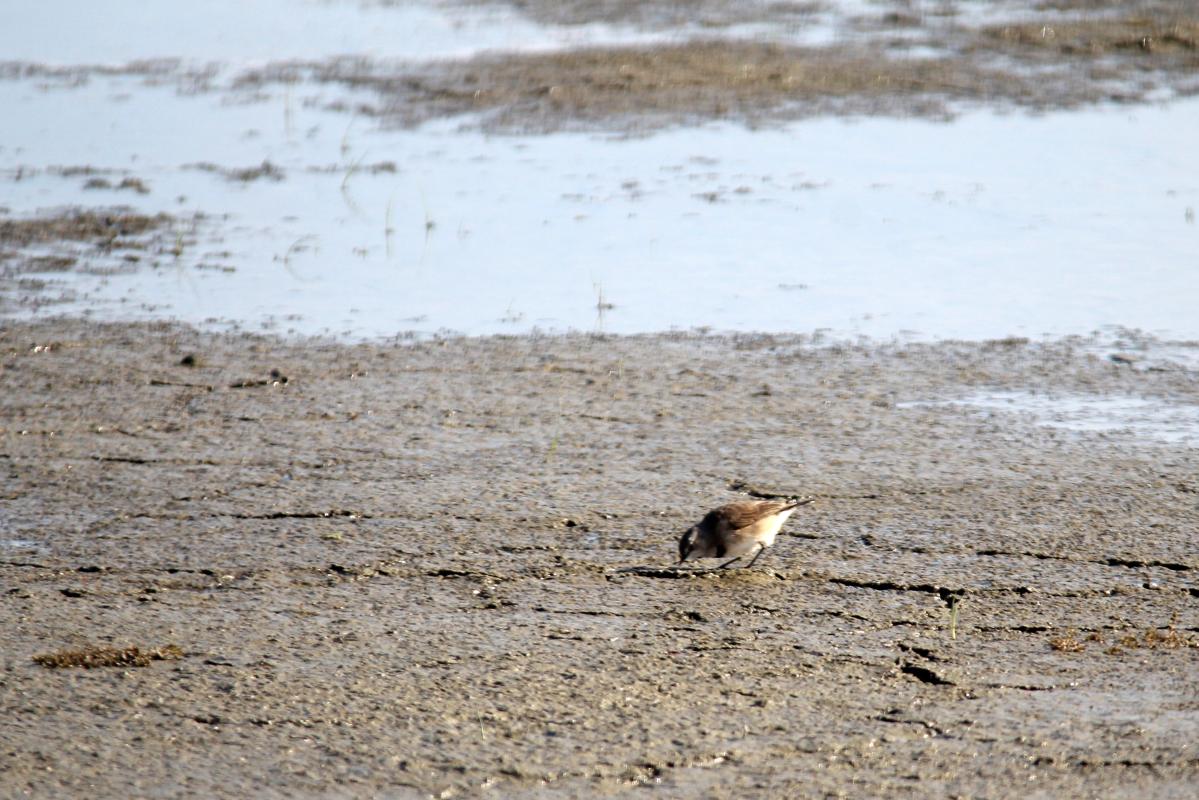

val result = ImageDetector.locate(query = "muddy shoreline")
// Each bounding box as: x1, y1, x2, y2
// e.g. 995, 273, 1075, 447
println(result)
2, 318, 1196, 797
3, 0, 1197, 334
234, 5, 1199, 133
5, 2, 1198, 133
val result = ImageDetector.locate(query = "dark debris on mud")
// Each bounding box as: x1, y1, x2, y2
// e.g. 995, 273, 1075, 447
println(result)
186, 160, 286, 183
32, 644, 184, 669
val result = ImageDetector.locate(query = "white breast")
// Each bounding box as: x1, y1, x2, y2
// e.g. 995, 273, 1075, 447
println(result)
744, 506, 796, 548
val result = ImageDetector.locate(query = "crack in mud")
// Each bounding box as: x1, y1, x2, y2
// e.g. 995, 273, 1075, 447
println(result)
874, 713, 949, 737
977, 548, 1193, 572
828, 577, 963, 595
729, 478, 982, 501
899, 662, 956, 686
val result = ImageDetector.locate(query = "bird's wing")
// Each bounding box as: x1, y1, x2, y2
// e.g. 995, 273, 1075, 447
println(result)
717, 500, 794, 530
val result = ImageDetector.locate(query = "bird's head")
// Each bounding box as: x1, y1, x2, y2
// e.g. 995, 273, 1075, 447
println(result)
677, 526, 699, 564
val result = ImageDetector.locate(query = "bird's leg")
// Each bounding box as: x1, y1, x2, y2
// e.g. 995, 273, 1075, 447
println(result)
717, 554, 743, 569
743, 544, 769, 569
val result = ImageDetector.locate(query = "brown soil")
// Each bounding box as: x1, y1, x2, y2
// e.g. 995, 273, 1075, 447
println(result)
2, 318, 1196, 797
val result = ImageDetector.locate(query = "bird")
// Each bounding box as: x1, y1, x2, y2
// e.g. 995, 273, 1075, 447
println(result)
677, 498, 812, 569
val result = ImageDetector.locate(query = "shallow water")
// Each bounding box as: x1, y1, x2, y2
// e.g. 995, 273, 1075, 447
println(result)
901, 391, 1199, 446
0, 0, 975, 66
0, 0, 633, 65
2, 0, 1197, 341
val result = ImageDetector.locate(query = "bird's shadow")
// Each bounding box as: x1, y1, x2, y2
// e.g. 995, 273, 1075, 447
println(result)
609, 564, 749, 579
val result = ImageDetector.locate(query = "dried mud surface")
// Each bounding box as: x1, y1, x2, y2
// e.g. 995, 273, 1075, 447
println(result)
2, 319, 1197, 797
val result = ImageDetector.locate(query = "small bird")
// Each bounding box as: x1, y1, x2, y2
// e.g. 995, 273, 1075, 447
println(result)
677, 498, 812, 569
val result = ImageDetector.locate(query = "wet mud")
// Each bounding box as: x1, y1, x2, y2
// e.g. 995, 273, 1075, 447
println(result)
269, 42, 1017, 132
2, 319, 1197, 797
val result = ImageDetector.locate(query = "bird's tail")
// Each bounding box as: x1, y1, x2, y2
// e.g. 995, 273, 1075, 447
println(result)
783, 496, 817, 511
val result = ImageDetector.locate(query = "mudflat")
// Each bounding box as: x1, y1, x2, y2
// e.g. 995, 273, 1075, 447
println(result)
1, 319, 1196, 797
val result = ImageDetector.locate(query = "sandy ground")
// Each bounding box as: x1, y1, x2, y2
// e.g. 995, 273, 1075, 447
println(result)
1, 319, 1197, 797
